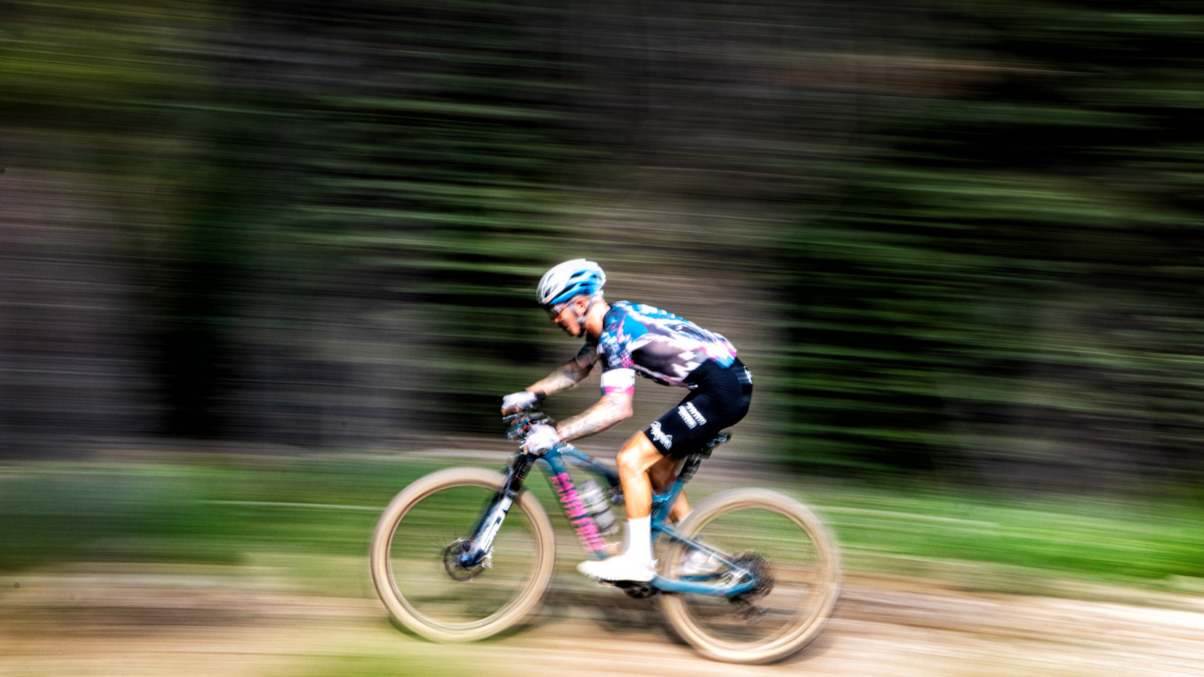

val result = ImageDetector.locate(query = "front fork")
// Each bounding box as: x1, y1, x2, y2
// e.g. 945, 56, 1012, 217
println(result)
459, 453, 535, 568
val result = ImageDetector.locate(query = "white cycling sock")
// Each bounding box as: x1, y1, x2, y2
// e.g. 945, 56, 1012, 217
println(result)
625, 516, 652, 564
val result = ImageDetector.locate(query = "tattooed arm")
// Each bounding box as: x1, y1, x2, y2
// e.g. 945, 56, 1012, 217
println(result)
554, 365, 637, 441
526, 344, 597, 397
555, 391, 634, 442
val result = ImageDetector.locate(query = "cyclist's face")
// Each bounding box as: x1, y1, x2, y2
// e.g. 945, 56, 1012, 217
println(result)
548, 300, 582, 337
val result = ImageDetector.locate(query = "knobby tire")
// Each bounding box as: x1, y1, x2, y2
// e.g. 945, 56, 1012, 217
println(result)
660, 488, 841, 664
370, 467, 557, 642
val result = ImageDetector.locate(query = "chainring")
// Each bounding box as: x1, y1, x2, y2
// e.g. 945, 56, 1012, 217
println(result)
616, 581, 659, 599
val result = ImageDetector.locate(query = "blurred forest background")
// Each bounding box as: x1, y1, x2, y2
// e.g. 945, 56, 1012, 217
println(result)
3, 0, 1204, 493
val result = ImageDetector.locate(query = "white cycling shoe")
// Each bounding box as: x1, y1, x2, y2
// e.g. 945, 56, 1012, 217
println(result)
577, 552, 658, 582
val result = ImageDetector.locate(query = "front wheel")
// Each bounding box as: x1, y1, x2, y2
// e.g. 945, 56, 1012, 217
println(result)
660, 488, 841, 664
370, 467, 556, 642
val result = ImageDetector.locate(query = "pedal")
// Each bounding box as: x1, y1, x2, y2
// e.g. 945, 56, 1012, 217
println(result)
615, 581, 659, 599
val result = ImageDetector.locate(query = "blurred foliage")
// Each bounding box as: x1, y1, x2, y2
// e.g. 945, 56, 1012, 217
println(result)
775, 0, 1204, 484
2, 0, 1204, 490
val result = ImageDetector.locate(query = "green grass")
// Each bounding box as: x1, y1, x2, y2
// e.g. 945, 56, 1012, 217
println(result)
2, 455, 1203, 594
0, 456, 448, 571
803, 484, 1204, 586
289, 655, 480, 677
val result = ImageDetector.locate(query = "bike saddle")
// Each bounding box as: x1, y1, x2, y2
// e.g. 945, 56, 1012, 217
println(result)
698, 432, 732, 458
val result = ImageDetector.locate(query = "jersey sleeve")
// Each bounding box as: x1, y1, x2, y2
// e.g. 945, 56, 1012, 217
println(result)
598, 304, 640, 371
572, 343, 599, 371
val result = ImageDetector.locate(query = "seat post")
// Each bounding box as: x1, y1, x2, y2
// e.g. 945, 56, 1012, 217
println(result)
674, 432, 730, 487
677, 454, 703, 485
659, 433, 732, 519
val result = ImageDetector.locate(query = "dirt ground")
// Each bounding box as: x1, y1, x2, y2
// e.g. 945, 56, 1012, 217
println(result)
3, 564, 1204, 677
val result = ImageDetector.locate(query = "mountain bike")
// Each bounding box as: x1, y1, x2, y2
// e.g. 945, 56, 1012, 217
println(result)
369, 411, 841, 664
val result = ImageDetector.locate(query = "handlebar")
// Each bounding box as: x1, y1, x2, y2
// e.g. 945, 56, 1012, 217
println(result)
504, 409, 556, 451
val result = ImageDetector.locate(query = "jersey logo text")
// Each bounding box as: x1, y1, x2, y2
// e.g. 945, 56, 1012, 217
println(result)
678, 403, 707, 429
649, 421, 673, 449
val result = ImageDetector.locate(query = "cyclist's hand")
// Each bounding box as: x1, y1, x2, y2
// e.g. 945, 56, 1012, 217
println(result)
502, 390, 542, 414
523, 423, 559, 456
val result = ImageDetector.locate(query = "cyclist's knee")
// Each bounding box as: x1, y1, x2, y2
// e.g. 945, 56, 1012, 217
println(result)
617, 435, 660, 476
616, 446, 642, 476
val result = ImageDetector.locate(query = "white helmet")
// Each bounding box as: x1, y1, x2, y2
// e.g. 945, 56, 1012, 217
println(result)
537, 259, 606, 307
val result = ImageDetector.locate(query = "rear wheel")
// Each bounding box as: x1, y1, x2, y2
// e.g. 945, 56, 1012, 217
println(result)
660, 488, 841, 664
370, 467, 556, 642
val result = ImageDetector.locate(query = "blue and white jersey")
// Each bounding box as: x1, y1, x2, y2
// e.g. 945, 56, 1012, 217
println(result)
589, 301, 738, 394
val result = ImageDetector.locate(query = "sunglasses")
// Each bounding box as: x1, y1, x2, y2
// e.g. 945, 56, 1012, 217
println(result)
545, 302, 571, 320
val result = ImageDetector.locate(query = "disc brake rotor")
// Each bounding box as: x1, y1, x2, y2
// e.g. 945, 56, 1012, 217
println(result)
442, 538, 487, 582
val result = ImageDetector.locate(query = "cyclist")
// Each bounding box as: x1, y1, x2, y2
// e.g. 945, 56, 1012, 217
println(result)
501, 259, 753, 582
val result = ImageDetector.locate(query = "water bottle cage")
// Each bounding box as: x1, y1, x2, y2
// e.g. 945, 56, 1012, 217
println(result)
606, 484, 624, 506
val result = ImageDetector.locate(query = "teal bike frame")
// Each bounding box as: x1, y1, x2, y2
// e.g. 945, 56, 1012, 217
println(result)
458, 413, 757, 598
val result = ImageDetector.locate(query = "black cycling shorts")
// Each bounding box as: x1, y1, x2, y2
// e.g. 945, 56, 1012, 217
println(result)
643, 359, 753, 458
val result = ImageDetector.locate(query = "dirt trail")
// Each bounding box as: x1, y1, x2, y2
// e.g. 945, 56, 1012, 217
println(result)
3, 567, 1204, 677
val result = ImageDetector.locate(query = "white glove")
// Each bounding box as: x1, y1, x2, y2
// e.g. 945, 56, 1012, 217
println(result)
523, 423, 560, 456
502, 390, 541, 414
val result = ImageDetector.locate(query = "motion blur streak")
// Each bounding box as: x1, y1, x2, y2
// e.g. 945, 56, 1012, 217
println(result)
2, 1, 1204, 675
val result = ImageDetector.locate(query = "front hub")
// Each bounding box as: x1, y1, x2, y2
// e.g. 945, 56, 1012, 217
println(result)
442, 538, 487, 581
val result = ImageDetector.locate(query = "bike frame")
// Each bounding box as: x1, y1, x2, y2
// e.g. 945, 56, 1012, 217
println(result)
460, 437, 757, 599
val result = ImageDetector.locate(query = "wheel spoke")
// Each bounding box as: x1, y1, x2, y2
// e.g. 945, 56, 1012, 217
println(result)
388, 484, 539, 627
660, 489, 840, 663
370, 468, 556, 642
